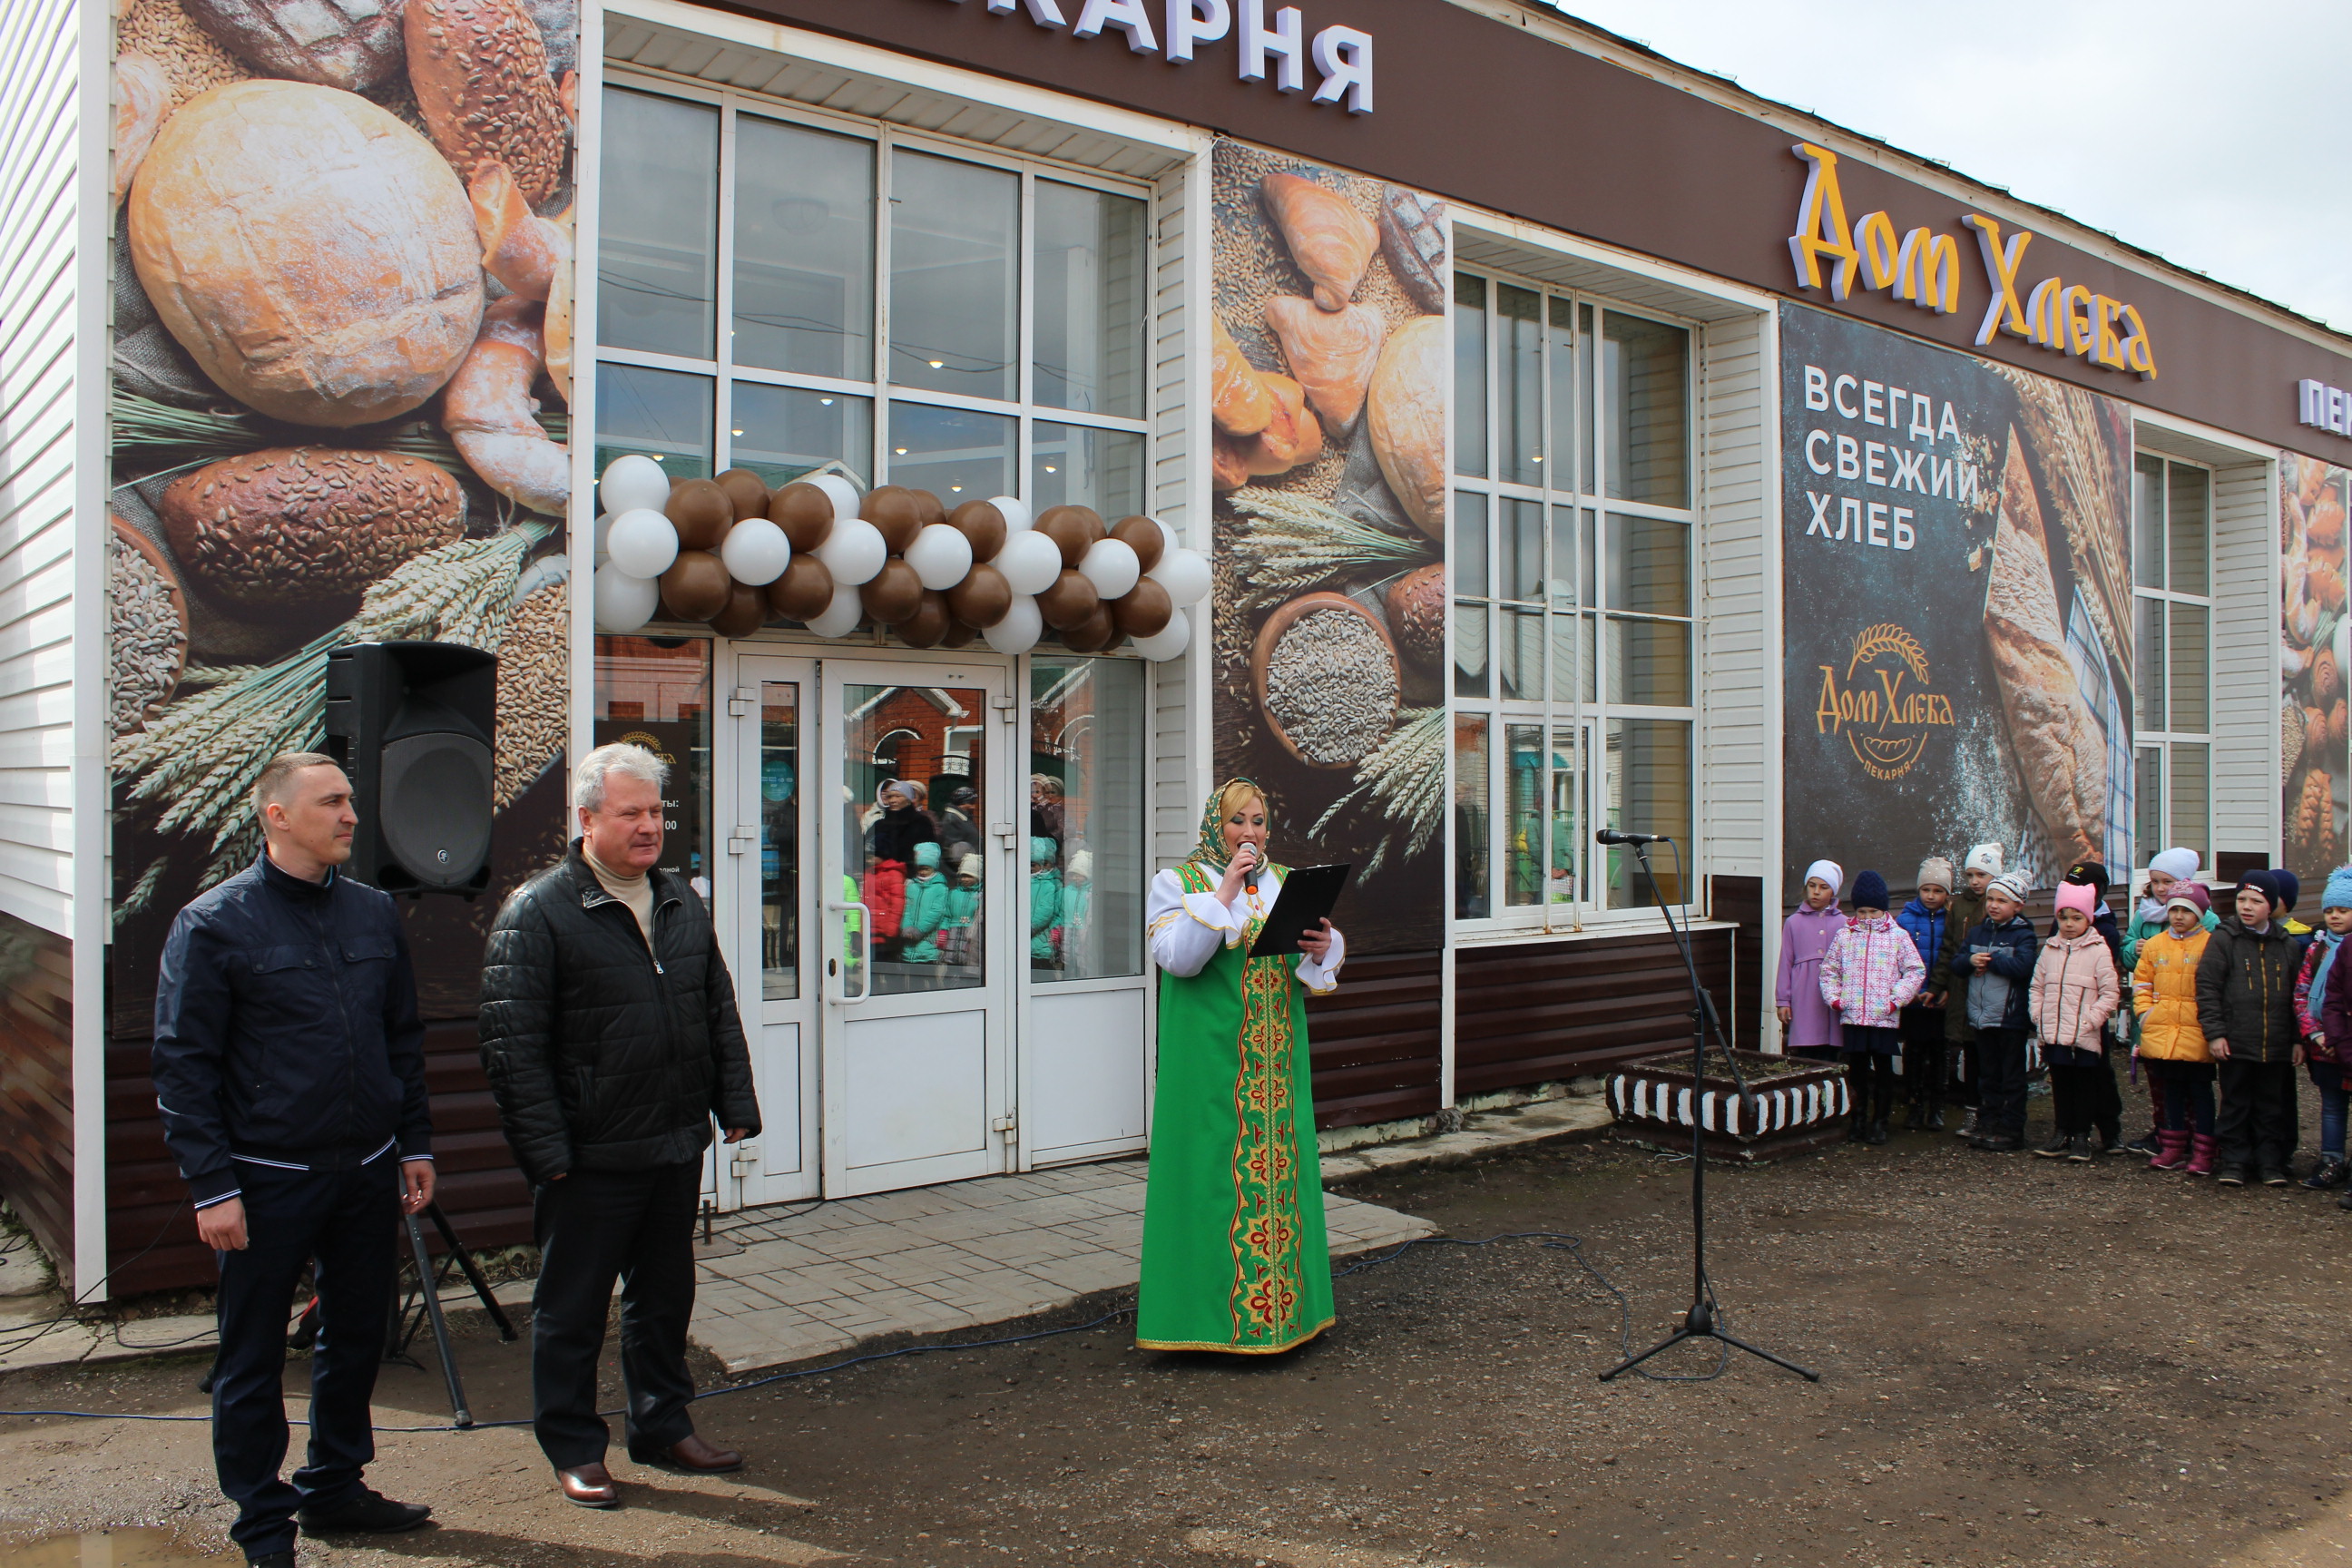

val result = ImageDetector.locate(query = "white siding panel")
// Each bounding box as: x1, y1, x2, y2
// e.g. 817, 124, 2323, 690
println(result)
2210, 458, 2277, 859
1150, 150, 1207, 868
0, 0, 79, 936
1696, 309, 1770, 885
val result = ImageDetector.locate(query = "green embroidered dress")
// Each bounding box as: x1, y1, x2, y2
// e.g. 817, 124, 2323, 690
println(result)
1136, 784, 1343, 1354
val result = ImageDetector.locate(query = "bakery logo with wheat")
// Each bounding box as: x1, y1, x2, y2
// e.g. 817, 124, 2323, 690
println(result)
1815, 623, 1955, 779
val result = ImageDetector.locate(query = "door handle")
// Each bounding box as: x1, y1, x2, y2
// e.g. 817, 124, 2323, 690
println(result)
827, 900, 873, 1004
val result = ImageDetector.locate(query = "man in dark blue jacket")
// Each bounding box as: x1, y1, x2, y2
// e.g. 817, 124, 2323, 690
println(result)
152, 751, 436, 1568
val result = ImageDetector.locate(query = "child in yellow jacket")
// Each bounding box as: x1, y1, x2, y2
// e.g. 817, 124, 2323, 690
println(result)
2133, 881, 2216, 1175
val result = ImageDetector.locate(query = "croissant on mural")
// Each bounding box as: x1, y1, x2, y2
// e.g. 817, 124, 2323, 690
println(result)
1263, 296, 1388, 436
1211, 317, 1277, 437
1260, 172, 1377, 311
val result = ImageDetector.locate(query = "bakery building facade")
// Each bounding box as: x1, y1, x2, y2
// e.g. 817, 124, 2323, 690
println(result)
5, 0, 2351, 1297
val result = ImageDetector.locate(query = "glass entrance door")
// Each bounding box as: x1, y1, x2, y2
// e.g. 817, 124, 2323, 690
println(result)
821, 657, 1012, 1196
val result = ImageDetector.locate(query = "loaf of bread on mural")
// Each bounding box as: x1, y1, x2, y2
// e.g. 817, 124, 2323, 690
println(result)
181, 0, 407, 90
1983, 430, 2108, 859
1259, 172, 1376, 312
1367, 316, 1447, 539
406, 0, 569, 206
126, 81, 485, 426
160, 447, 466, 608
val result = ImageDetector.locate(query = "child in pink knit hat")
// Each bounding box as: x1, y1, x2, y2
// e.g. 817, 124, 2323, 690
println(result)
2032, 882, 2122, 1161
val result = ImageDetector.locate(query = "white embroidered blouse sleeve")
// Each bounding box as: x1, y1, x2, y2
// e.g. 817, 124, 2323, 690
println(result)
1294, 925, 1346, 995
1148, 868, 1239, 978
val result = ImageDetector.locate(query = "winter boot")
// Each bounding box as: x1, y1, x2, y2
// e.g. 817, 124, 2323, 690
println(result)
1955, 1108, 1979, 1140
2148, 1129, 2190, 1171
2185, 1135, 2218, 1178
2337, 1184, 2352, 1211
2301, 1154, 2349, 1191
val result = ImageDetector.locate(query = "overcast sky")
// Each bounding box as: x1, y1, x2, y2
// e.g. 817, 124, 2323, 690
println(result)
1546, 0, 2352, 334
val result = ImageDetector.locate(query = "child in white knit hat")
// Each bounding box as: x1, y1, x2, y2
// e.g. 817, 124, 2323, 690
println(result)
1931, 842, 2005, 1140
1776, 860, 1847, 1060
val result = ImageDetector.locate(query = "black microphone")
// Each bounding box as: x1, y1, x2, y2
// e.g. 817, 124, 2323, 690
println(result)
1242, 843, 1261, 892
1595, 828, 1669, 846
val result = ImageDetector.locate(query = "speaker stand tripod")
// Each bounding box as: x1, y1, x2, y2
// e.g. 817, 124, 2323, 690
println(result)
379, 1201, 518, 1427
1599, 837, 1818, 1385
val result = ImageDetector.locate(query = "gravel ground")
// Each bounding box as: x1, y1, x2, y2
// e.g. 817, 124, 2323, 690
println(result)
5, 1094, 2351, 1567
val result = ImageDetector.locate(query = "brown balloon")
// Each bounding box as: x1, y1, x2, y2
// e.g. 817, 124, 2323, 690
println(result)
715, 467, 770, 522
711, 580, 769, 638
1034, 505, 1105, 568
1062, 602, 1119, 653
1109, 576, 1172, 638
896, 590, 952, 648
945, 562, 1014, 629
940, 620, 978, 648
860, 485, 926, 553
946, 499, 1008, 564
766, 553, 834, 621
658, 550, 730, 621
768, 483, 837, 552
665, 478, 733, 551
1110, 515, 1165, 573
1036, 567, 1101, 631
859, 557, 924, 624
911, 489, 947, 529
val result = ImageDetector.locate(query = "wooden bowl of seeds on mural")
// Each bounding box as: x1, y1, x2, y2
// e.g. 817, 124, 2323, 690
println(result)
1250, 592, 1400, 771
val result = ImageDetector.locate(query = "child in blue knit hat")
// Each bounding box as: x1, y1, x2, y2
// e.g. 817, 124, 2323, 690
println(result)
1819, 869, 1925, 1145
2295, 864, 2352, 1188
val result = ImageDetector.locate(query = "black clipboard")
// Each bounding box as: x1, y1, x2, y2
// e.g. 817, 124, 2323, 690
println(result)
1248, 863, 1353, 956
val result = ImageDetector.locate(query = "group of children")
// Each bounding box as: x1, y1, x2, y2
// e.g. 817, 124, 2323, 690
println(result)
1777, 844, 2352, 1192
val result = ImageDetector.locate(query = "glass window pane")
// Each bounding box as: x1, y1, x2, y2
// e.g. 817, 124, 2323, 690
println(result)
2134, 595, 2167, 732
1453, 714, 1490, 919
887, 402, 1014, 499
758, 682, 800, 1001
1499, 608, 1544, 701
1546, 296, 1578, 495
2169, 741, 2209, 866
732, 116, 874, 379
1501, 498, 1544, 603
2169, 602, 2209, 733
1578, 302, 1596, 492
1504, 723, 1543, 906
2132, 453, 2165, 591
1033, 423, 1145, 518
1602, 311, 1690, 507
1453, 272, 1487, 478
1548, 505, 1592, 607
1606, 514, 1690, 617
596, 364, 711, 480
848, 684, 985, 995
593, 636, 712, 888
1603, 718, 1691, 907
598, 89, 718, 359
1497, 283, 1544, 487
1031, 655, 1144, 981
1033, 181, 1147, 418
1454, 601, 1490, 700
1547, 725, 1583, 906
889, 151, 1018, 400
2167, 463, 2210, 595
1608, 615, 1691, 707
1551, 612, 1596, 704
2133, 745, 2161, 874
1452, 488, 1489, 598
730, 384, 871, 490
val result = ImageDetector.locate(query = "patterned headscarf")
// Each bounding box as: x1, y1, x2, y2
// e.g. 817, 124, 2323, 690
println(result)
1188, 778, 1268, 875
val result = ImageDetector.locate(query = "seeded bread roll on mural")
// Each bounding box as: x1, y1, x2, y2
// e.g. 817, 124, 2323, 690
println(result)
160, 447, 466, 608
406, 0, 569, 206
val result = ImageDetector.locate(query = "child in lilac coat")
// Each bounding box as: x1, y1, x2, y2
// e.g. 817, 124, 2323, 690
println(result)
1820, 869, 1926, 1144
1777, 858, 1847, 1062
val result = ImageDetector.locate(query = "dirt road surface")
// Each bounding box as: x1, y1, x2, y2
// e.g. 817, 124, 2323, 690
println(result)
5, 1114, 2351, 1566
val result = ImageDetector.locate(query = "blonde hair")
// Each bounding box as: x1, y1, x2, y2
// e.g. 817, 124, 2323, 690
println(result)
1215, 780, 1266, 823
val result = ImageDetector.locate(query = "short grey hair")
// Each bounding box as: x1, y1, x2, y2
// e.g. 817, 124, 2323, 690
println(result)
574, 741, 670, 813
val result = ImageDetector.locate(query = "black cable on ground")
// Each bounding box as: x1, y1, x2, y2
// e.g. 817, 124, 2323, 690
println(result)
0, 1202, 191, 1362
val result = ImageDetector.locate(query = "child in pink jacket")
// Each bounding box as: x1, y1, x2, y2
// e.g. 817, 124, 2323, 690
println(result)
2032, 880, 2122, 1161
1819, 870, 1924, 1144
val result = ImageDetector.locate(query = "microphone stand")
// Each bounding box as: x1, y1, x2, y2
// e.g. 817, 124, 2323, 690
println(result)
1598, 834, 1818, 1384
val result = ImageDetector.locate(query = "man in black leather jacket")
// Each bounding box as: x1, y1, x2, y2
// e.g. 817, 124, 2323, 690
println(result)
152, 752, 436, 1568
479, 741, 760, 1507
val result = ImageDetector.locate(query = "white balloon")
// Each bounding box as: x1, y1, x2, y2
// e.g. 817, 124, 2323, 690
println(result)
1153, 517, 1180, 560
983, 594, 1043, 655
1149, 546, 1211, 607
806, 582, 866, 639
993, 531, 1063, 596
1077, 536, 1141, 601
1131, 607, 1191, 662
720, 516, 792, 585
590, 512, 611, 568
807, 473, 861, 523
598, 454, 670, 516
604, 507, 680, 579
988, 495, 1034, 533
593, 561, 660, 632
814, 516, 887, 586
906, 523, 975, 591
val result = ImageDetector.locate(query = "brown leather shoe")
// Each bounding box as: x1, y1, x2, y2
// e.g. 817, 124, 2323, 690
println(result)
630, 1433, 743, 1474
554, 1462, 620, 1508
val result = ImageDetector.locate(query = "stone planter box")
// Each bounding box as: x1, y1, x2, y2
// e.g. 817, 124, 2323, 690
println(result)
1606, 1049, 1849, 1162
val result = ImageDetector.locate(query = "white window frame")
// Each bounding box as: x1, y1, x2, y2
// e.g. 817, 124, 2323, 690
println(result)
1448, 267, 1700, 935
2132, 451, 2216, 877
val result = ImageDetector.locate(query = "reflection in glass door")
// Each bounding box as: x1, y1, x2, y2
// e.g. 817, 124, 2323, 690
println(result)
729, 654, 819, 1206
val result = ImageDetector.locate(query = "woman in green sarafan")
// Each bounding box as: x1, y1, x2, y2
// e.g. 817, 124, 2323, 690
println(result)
1138, 779, 1346, 1353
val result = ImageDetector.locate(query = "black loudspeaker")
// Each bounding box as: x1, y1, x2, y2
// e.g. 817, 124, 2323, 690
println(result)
323, 642, 496, 895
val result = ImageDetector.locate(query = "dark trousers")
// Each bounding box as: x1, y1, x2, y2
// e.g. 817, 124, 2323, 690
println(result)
1955, 1036, 1982, 1107
1899, 1006, 1945, 1109
2049, 1060, 2102, 1134
532, 1160, 702, 1468
2216, 1059, 2298, 1174
211, 1158, 400, 1558
2092, 1047, 2123, 1140
2151, 1058, 2216, 1136
1975, 1027, 2028, 1137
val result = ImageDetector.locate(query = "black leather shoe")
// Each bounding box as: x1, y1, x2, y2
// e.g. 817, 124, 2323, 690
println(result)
299, 1489, 430, 1535
248, 1553, 296, 1568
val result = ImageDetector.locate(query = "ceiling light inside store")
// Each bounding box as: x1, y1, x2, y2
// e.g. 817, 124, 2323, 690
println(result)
1044, 466, 1057, 473
730, 428, 743, 436
896, 446, 907, 455
928, 360, 944, 368
819, 397, 834, 406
